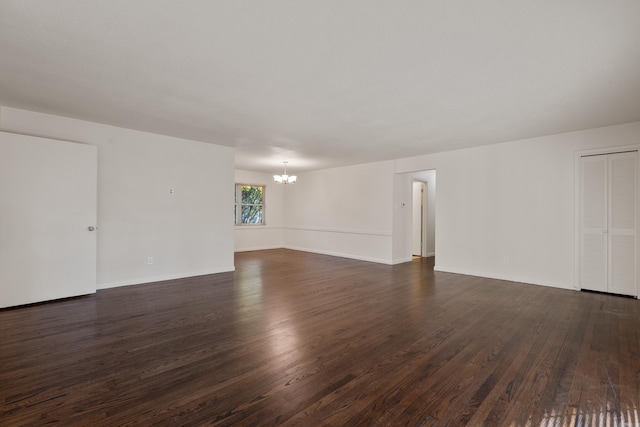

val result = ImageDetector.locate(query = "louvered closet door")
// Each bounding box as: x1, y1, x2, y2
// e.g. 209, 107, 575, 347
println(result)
581, 156, 608, 292
608, 152, 637, 296
580, 152, 637, 296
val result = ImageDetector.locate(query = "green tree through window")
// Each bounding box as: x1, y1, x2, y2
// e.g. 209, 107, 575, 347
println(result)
235, 184, 265, 225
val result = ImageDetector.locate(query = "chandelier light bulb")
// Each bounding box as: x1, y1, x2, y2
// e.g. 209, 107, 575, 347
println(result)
274, 161, 297, 184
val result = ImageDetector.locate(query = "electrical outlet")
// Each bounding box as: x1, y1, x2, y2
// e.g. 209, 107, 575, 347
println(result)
147, 257, 153, 265
503, 256, 510, 264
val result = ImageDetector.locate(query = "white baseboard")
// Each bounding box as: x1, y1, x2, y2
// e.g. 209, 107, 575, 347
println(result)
434, 265, 574, 291
235, 245, 284, 252
284, 245, 393, 265
97, 266, 236, 290
391, 257, 413, 265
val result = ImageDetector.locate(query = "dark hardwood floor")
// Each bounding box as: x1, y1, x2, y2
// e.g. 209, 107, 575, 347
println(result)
1, 249, 640, 426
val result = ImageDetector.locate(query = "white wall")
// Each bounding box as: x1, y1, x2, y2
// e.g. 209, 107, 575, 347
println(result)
0, 107, 235, 289
235, 169, 284, 252
395, 121, 640, 290
5, 106, 638, 293
392, 173, 412, 263
283, 161, 396, 264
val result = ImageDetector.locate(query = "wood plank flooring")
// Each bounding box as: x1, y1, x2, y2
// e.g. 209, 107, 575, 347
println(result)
1, 249, 640, 426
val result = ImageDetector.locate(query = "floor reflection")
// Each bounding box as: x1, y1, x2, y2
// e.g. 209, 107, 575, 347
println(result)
234, 259, 264, 336
521, 404, 640, 427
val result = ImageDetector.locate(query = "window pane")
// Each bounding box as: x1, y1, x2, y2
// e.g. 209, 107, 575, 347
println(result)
235, 184, 265, 225
241, 185, 263, 204
241, 205, 263, 224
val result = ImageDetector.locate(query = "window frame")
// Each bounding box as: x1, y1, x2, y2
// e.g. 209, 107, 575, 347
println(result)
234, 183, 266, 226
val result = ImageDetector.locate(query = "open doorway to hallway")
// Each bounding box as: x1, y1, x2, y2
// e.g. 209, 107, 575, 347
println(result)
411, 171, 435, 260
412, 181, 427, 257
392, 169, 436, 264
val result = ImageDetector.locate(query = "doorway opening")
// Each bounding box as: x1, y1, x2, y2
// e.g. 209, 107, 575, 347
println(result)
408, 170, 436, 261
392, 169, 436, 265
412, 181, 427, 257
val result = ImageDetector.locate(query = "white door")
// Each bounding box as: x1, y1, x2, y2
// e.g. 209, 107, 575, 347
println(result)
608, 152, 637, 295
580, 151, 637, 296
0, 132, 97, 308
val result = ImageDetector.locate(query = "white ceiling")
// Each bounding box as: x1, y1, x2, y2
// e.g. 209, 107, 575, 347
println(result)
1, 1, 640, 173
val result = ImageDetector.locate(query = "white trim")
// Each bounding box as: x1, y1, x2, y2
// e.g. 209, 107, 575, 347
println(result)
284, 225, 392, 237
235, 225, 284, 230
284, 245, 393, 265
235, 245, 284, 252
392, 257, 413, 264
576, 144, 640, 158
97, 266, 235, 289
412, 179, 428, 257
434, 265, 573, 291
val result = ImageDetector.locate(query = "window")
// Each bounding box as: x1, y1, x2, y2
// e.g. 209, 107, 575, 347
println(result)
234, 184, 265, 225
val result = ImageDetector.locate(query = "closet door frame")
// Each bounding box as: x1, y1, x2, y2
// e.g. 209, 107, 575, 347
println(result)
574, 144, 640, 297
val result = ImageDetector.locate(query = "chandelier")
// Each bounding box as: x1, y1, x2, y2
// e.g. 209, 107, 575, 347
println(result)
273, 161, 297, 184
